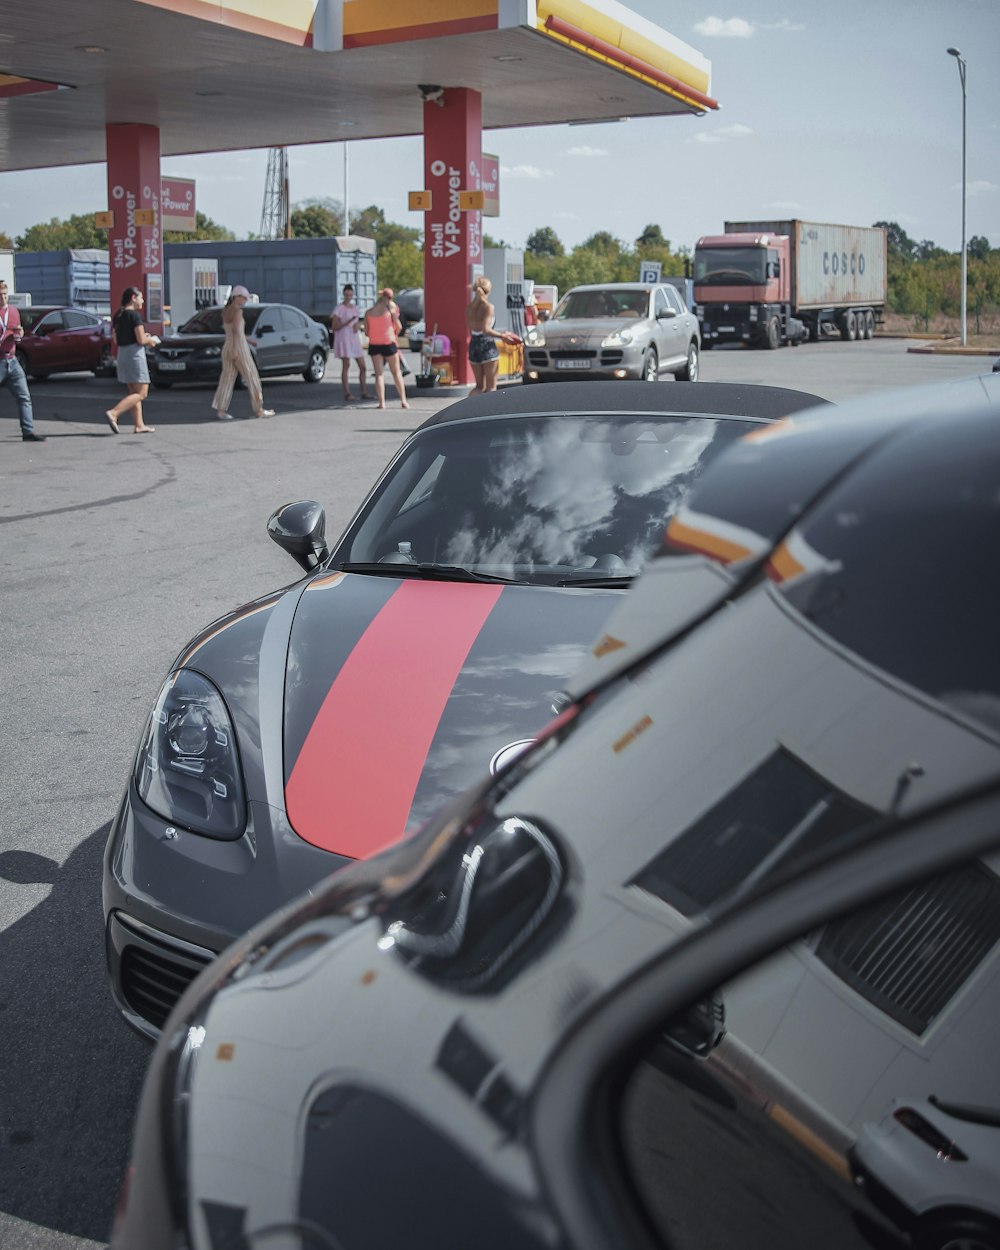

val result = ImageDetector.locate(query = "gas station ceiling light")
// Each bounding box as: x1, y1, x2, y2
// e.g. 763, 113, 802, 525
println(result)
76, 45, 107, 53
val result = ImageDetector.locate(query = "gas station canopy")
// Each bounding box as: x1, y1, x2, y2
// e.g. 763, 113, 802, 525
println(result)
0, 0, 716, 171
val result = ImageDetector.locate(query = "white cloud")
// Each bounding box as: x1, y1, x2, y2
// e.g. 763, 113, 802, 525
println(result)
690, 123, 754, 144
760, 19, 804, 31
566, 145, 608, 158
694, 16, 754, 38
500, 164, 552, 179
553, 210, 580, 220
967, 180, 998, 196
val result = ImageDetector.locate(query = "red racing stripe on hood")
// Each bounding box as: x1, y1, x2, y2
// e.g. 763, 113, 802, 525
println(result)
285, 579, 504, 858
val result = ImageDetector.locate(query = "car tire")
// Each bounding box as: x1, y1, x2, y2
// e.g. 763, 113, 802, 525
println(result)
303, 348, 326, 383
766, 318, 781, 350
676, 341, 700, 382
94, 343, 114, 376
641, 347, 658, 382
914, 1213, 1000, 1250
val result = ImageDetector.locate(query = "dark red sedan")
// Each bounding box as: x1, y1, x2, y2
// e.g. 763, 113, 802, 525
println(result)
14, 305, 114, 378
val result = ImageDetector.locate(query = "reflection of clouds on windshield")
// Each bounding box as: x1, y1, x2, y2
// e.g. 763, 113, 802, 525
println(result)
445, 421, 718, 569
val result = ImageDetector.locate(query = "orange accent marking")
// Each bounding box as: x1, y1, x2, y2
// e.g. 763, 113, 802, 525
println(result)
215, 1043, 236, 1061
665, 517, 752, 565
593, 634, 627, 658
613, 714, 653, 754
766, 541, 805, 584
344, 0, 495, 34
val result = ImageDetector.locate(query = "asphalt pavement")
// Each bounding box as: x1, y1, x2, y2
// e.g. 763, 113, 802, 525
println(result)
0, 340, 994, 1248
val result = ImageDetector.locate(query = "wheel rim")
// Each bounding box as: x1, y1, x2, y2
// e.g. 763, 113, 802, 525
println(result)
687, 345, 699, 380
644, 351, 657, 381
309, 351, 325, 380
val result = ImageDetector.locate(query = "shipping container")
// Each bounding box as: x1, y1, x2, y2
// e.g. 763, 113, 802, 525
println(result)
14, 248, 111, 314
693, 219, 887, 349
725, 220, 887, 310
162, 236, 377, 328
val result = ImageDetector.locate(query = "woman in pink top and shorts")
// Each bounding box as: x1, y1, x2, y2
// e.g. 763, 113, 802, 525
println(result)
363, 288, 409, 410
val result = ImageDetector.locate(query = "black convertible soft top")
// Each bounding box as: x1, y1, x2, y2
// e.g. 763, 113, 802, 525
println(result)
417, 380, 831, 430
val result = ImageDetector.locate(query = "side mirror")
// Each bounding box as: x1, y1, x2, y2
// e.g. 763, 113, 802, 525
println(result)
257, 323, 275, 335
267, 500, 330, 572
657, 308, 677, 319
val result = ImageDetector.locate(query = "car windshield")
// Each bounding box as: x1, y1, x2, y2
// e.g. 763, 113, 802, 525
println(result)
177, 307, 262, 334
554, 290, 649, 320
336, 413, 757, 585
693, 247, 767, 285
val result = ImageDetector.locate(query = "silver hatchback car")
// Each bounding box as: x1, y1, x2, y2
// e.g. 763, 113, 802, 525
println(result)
524, 282, 700, 384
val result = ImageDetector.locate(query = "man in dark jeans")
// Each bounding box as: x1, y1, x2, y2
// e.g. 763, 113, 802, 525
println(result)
0, 280, 46, 443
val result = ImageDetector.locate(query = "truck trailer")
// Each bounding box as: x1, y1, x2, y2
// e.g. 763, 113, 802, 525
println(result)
693, 220, 887, 349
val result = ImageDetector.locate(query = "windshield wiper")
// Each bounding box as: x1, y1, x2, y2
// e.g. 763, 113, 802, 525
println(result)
554, 574, 635, 588
335, 562, 526, 584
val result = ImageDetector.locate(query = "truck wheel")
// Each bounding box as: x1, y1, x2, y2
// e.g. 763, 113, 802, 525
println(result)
676, 341, 699, 382
864, 310, 875, 339
766, 318, 781, 350
641, 347, 658, 382
841, 311, 858, 342
303, 349, 327, 383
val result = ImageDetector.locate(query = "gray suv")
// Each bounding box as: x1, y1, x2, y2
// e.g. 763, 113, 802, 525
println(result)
524, 282, 700, 383
149, 302, 329, 388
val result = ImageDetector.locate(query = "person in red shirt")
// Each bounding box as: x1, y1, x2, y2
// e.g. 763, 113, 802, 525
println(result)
0, 281, 46, 442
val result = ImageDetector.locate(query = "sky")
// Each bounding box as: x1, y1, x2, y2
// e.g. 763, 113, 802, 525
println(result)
1, 0, 998, 257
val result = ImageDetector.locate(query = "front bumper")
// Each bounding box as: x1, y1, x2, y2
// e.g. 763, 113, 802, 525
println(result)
524, 341, 647, 380
149, 358, 223, 384
103, 781, 352, 1038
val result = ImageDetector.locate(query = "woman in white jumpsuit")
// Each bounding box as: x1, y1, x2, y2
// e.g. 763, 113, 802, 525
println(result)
212, 285, 275, 420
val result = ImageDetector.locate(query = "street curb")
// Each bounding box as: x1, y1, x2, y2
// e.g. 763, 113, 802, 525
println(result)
906, 345, 998, 356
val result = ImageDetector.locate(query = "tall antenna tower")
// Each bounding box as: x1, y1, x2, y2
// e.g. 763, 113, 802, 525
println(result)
259, 147, 291, 239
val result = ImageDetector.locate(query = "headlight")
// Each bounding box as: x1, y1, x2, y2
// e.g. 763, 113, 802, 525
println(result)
203, 346, 222, 357
601, 329, 634, 347
526, 328, 545, 346
134, 669, 246, 839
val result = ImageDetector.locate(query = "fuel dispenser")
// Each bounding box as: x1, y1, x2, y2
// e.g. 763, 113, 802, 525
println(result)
167, 258, 219, 329
483, 246, 525, 383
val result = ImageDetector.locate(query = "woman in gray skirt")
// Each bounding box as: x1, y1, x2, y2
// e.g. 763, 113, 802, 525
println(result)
105, 286, 159, 433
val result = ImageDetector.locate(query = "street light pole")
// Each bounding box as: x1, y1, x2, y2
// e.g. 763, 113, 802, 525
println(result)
947, 47, 967, 347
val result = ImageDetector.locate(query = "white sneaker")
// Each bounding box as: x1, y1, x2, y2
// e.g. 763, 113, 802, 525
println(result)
216, 411, 234, 421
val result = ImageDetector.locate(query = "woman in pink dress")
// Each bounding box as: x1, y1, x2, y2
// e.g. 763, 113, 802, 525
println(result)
330, 284, 369, 402
363, 288, 409, 411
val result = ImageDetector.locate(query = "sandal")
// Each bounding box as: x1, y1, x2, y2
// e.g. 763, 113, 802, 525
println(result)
105, 411, 120, 434
257, 409, 276, 418
134, 426, 155, 433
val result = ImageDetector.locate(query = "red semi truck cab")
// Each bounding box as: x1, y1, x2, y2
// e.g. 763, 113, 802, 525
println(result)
693, 232, 800, 350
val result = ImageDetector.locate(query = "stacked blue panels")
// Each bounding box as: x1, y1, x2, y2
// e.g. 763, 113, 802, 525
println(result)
14, 248, 111, 313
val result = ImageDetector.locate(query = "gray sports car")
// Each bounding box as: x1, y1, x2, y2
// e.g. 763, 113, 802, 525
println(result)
102, 380, 826, 1038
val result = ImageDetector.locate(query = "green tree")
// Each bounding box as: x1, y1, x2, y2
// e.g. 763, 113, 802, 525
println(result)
163, 211, 235, 244
291, 198, 344, 237
636, 223, 668, 249
580, 230, 622, 258
378, 238, 423, 297
968, 235, 993, 262
16, 212, 108, 251
874, 220, 917, 262
526, 226, 564, 258
349, 204, 420, 250
0, 230, 13, 250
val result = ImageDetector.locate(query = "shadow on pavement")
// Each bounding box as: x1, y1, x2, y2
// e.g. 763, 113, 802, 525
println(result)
0, 825, 151, 1244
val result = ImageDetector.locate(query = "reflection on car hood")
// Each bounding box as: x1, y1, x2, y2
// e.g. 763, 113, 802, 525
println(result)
281, 570, 620, 859
545, 318, 645, 340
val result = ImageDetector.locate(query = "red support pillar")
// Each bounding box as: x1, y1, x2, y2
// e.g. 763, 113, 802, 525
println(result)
105, 124, 163, 335
423, 89, 482, 386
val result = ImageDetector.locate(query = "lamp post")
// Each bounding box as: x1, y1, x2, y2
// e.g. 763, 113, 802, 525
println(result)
947, 47, 967, 347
